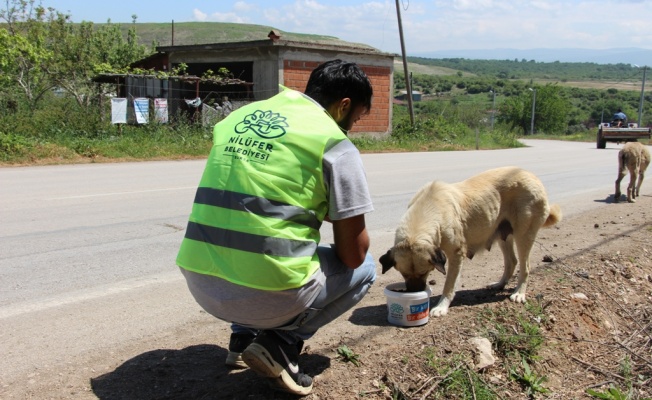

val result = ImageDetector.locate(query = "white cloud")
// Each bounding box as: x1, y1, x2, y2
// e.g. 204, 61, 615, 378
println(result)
192, 9, 207, 22
192, 9, 249, 23
530, 1, 559, 11
261, 0, 399, 46
191, 0, 652, 53
451, 0, 495, 10
233, 1, 255, 12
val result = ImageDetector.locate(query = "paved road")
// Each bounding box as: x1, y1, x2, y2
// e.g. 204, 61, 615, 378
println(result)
0, 139, 630, 390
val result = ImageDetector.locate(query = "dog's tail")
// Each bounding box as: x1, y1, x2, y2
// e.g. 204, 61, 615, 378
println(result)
543, 204, 562, 227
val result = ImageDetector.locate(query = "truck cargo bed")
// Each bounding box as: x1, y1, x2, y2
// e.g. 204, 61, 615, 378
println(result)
596, 123, 651, 149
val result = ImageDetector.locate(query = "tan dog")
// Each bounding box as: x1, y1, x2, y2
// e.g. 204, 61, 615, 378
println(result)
615, 142, 650, 203
380, 166, 562, 317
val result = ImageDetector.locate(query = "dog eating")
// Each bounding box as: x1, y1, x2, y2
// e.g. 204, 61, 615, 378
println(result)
380, 167, 562, 317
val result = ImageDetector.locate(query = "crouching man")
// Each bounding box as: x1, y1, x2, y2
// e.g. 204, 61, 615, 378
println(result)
176, 59, 377, 396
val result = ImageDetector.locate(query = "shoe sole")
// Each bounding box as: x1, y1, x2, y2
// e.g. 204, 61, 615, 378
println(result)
269, 376, 313, 396
241, 343, 283, 378
242, 343, 313, 396
225, 352, 248, 369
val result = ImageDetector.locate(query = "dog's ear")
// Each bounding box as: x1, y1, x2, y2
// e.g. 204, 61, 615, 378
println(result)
430, 249, 447, 275
379, 249, 395, 274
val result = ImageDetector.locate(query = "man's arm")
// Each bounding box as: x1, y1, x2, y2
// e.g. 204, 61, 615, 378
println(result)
332, 214, 370, 269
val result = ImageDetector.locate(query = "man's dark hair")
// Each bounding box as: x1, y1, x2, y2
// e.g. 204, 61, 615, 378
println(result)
304, 59, 373, 111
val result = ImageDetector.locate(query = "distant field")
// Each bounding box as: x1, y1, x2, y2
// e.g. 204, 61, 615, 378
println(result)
395, 60, 477, 77
550, 79, 647, 92
396, 60, 648, 93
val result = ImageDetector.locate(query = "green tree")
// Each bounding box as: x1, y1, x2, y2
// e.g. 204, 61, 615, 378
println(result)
1, 1, 150, 109
498, 84, 570, 134
48, 15, 149, 107
0, 0, 56, 109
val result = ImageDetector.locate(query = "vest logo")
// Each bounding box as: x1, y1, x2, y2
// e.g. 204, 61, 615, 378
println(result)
235, 110, 288, 139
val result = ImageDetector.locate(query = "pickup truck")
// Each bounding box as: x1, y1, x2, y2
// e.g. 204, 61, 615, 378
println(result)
596, 122, 651, 149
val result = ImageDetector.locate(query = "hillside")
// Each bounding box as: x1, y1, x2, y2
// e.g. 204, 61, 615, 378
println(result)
119, 21, 375, 50
122, 22, 646, 90
394, 60, 646, 92
405, 56, 647, 83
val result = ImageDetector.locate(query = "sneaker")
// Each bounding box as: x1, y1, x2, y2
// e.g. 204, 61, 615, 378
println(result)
241, 331, 313, 396
225, 332, 255, 368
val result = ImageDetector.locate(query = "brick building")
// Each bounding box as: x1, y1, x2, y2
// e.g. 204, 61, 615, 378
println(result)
147, 31, 395, 137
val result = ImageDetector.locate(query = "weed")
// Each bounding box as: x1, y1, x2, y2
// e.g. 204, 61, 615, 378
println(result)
423, 346, 452, 370
336, 345, 361, 367
517, 315, 544, 355
620, 355, 633, 391
440, 365, 497, 400
586, 385, 629, 400
509, 358, 550, 398
525, 296, 547, 322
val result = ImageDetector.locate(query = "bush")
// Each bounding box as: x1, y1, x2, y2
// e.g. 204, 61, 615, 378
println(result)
0, 132, 33, 159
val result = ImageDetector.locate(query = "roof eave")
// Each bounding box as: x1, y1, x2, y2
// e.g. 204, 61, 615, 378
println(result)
156, 39, 396, 57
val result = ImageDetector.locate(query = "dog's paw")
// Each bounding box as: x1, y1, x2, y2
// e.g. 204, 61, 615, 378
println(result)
509, 292, 527, 303
430, 306, 449, 317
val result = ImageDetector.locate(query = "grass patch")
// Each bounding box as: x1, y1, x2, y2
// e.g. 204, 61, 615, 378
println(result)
1, 96, 605, 166
2, 117, 526, 165
529, 130, 598, 142
1, 121, 213, 165
477, 300, 546, 364
403, 302, 551, 399
420, 351, 499, 399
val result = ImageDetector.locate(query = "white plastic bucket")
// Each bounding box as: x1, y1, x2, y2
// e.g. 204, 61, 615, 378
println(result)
384, 282, 432, 327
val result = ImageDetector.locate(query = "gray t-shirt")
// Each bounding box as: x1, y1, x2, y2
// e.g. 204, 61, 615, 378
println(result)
182, 139, 373, 329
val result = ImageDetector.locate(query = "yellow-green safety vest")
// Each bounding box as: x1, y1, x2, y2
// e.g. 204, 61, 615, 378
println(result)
176, 87, 347, 290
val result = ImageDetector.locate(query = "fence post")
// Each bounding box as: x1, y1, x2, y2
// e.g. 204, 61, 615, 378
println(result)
476, 128, 479, 150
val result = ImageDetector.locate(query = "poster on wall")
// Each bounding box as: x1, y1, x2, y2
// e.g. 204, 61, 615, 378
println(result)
154, 98, 168, 123
134, 97, 149, 124
111, 98, 127, 124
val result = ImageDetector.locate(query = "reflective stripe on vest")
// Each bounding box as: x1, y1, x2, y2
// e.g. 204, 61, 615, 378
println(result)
193, 187, 321, 231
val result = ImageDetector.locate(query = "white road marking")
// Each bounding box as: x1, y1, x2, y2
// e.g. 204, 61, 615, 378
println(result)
48, 186, 196, 200
0, 271, 182, 320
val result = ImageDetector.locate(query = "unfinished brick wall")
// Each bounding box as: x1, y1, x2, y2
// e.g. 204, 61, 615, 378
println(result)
283, 60, 391, 135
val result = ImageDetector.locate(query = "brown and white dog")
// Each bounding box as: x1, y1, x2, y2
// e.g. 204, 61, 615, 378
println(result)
380, 167, 562, 317
615, 142, 650, 203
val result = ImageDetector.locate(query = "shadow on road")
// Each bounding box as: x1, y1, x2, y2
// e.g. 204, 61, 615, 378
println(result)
595, 193, 652, 204
595, 194, 619, 203
91, 344, 330, 400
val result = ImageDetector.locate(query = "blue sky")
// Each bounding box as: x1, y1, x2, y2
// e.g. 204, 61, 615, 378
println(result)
37, 0, 652, 55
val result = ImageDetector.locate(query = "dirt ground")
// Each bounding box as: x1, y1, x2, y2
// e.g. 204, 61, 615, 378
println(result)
8, 193, 652, 399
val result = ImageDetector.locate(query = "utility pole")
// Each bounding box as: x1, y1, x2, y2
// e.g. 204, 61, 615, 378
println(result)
638, 66, 647, 126
529, 88, 536, 135
395, 0, 414, 127
490, 89, 496, 130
